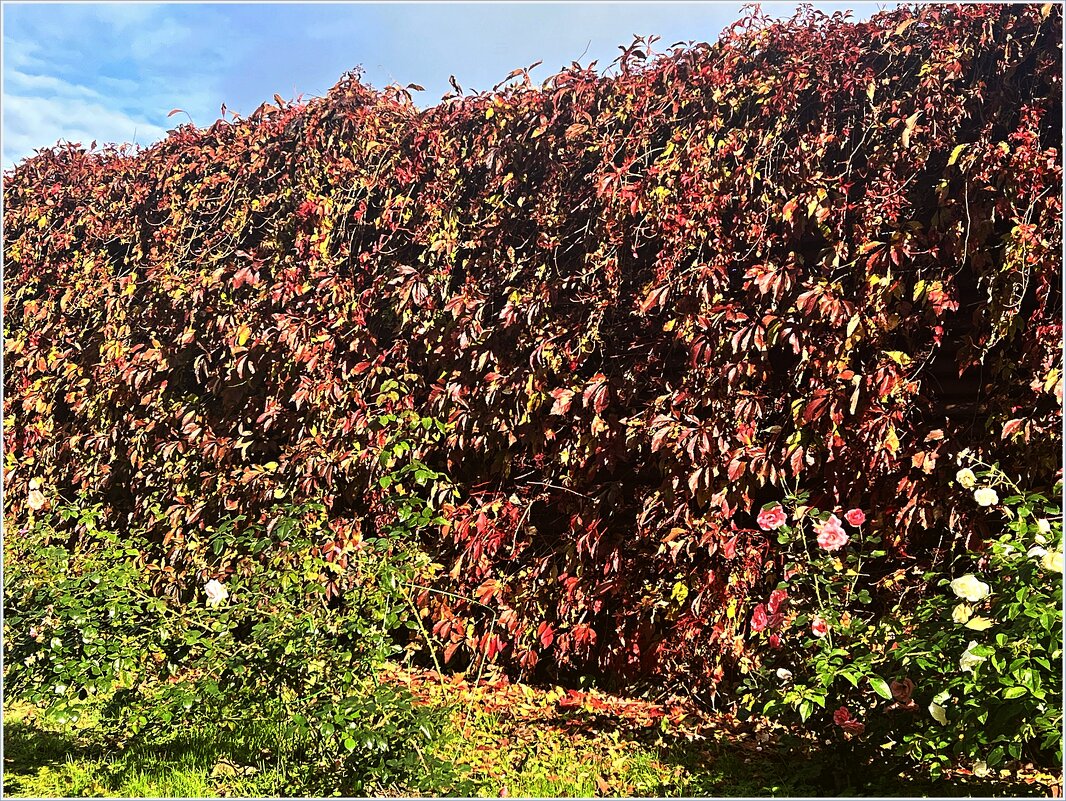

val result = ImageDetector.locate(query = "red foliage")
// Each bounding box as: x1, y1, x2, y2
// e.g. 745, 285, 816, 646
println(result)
3, 4, 1061, 693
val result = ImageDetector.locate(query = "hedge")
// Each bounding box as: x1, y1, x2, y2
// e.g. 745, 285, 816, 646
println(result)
4, 3, 1061, 692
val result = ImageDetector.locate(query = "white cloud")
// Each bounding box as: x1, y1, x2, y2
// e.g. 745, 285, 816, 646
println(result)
2, 93, 167, 169
5, 69, 103, 100
3, 2, 243, 166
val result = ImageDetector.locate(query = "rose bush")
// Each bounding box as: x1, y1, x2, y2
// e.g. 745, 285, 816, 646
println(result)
886, 458, 1063, 776
3, 414, 469, 796
739, 458, 1062, 780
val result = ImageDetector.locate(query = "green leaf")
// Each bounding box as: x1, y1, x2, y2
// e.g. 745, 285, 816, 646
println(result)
869, 675, 893, 700
1003, 686, 1028, 699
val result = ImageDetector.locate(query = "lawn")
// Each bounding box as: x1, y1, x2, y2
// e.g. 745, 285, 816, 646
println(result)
5, 666, 1060, 798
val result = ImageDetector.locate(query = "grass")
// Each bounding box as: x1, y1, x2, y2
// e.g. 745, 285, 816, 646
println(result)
3, 702, 293, 798
5, 671, 1062, 798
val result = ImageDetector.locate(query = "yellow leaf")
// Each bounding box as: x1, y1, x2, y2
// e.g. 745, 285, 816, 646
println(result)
885, 425, 900, 455
671, 582, 689, 604
849, 383, 861, 416
894, 18, 916, 36
965, 617, 994, 631
846, 314, 861, 338
1043, 368, 1060, 394
902, 112, 920, 149
948, 143, 968, 166
236, 324, 251, 347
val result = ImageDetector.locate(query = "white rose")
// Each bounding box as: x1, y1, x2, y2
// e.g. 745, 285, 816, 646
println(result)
1027, 545, 1048, 559
928, 702, 948, 725
1037, 518, 1052, 536
776, 668, 793, 682
973, 761, 990, 778
955, 468, 977, 489
973, 487, 999, 507
1041, 550, 1064, 574
959, 640, 987, 673
27, 489, 46, 511
950, 574, 990, 602
204, 579, 229, 608
951, 603, 973, 624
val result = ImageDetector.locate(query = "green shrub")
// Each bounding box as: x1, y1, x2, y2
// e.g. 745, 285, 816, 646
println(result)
4, 417, 465, 796
888, 458, 1063, 776
739, 460, 1062, 778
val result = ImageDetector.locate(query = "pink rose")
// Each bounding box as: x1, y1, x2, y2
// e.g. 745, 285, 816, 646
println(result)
769, 633, 782, 649
811, 615, 828, 638
767, 588, 788, 615
756, 504, 787, 531
890, 678, 915, 703
833, 707, 865, 734
844, 509, 866, 526
815, 514, 850, 551
750, 603, 768, 633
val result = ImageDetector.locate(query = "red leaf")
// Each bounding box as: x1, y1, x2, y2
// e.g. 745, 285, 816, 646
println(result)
537, 621, 555, 648
639, 284, 670, 314
582, 374, 609, 414
650, 424, 672, 452
727, 456, 746, 481
1001, 418, 1025, 439
801, 390, 832, 424
550, 388, 575, 416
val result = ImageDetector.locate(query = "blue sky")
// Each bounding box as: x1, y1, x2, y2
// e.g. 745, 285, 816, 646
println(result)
2, 2, 895, 169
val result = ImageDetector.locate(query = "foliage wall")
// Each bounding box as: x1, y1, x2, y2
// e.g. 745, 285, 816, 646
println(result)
4, 3, 1061, 691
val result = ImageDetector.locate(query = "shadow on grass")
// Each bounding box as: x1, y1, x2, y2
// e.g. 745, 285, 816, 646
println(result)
3, 706, 289, 799
5, 694, 1057, 798
517, 703, 1055, 798
652, 735, 1054, 798
3, 718, 91, 795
